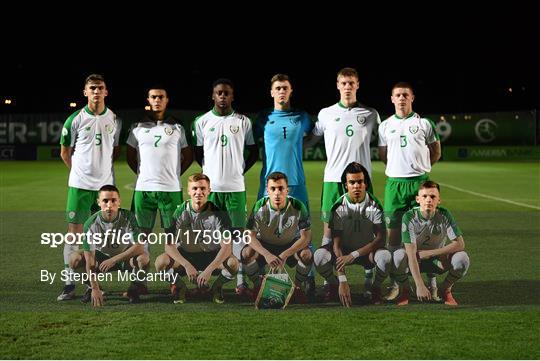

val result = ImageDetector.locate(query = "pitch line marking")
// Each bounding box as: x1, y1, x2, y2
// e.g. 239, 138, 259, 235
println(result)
439, 182, 540, 210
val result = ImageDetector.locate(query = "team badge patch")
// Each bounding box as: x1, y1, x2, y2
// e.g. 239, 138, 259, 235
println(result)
165, 127, 174, 135
230, 125, 240, 134
289, 117, 299, 125
62, 128, 68, 136
356, 115, 367, 125
401, 222, 407, 232
385, 216, 391, 225
68, 211, 76, 220
409, 125, 419, 134
282, 217, 294, 230
105, 124, 114, 134
334, 118, 340, 122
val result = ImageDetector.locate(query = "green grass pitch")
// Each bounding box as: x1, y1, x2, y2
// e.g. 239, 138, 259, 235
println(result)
0, 160, 539, 359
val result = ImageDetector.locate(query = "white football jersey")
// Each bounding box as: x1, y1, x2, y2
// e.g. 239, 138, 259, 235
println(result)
127, 120, 188, 191
378, 112, 439, 177
314, 102, 380, 182
60, 106, 121, 190
247, 196, 311, 246
82, 209, 139, 257
329, 193, 384, 250
193, 109, 255, 192
401, 207, 462, 250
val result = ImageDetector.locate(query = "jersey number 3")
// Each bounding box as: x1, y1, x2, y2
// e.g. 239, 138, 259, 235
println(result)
400, 135, 407, 147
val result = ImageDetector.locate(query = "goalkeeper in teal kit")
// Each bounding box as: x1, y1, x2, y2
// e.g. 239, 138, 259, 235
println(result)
253, 73, 316, 299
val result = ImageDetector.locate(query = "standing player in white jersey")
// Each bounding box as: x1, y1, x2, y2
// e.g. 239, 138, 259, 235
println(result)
392, 181, 470, 306
126, 86, 192, 295
309, 67, 381, 291
192, 78, 259, 296
378, 82, 441, 301
127, 86, 192, 238
57, 74, 122, 301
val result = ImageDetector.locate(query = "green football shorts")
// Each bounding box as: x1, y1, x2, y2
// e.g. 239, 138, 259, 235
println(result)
133, 191, 183, 230
66, 187, 99, 224
384, 174, 428, 228
208, 191, 247, 228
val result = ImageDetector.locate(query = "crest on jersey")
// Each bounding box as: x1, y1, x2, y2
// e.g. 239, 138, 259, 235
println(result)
230, 125, 240, 134
401, 222, 407, 232
356, 115, 367, 125
289, 117, 300, 125
105, 124, 114, 134
283, 217, 294, 230
62, 128, 68, 136
409, 125, 419, 134
334, 118, 340, 122
164, 127, 174, 136
68, 211, 76, 220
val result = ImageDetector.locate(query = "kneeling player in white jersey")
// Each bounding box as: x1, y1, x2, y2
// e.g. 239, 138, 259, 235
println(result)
154, 173, 239, 304
392, 181, 470, 306
241, 172, 313, 303
74, 185, 148, 307
314, 162, 391, 307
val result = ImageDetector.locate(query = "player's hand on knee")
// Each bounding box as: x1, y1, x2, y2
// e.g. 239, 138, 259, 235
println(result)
99, 259, 115, 273
336, 255, 352, 272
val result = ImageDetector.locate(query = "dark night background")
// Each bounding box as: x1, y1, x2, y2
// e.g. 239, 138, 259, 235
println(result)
1, 13, 538, 117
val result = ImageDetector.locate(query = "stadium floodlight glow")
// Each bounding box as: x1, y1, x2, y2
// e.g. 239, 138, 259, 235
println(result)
69, 102, 77, 108
4, 99, 12, 105
145, 105, 151, 110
